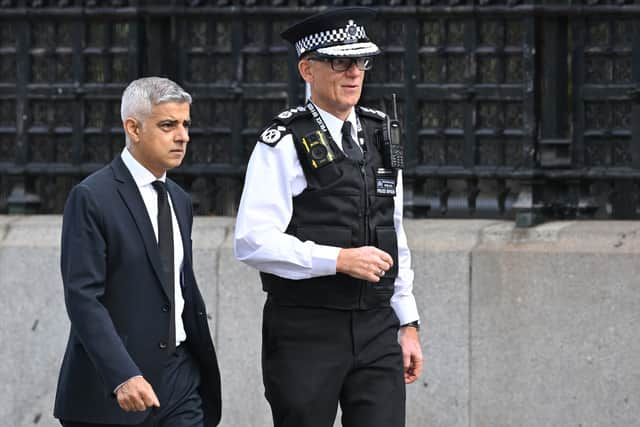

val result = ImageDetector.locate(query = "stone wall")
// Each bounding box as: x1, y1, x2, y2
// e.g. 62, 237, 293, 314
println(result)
1, 217, 638, 427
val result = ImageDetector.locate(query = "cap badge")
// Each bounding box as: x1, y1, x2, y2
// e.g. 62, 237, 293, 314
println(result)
345, 20, 358, 42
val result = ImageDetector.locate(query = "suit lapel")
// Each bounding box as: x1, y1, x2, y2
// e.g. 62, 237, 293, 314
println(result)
111, 156, 172, 300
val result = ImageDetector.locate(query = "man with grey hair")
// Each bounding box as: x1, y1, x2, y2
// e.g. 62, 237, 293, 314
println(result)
54, 77, 221, 427
235, 7, 422, 427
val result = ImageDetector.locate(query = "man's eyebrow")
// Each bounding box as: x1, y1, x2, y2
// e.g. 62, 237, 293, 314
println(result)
156, 119, 179, 125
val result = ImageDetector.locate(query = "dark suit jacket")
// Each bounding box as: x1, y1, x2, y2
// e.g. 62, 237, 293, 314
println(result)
54, 156, 221, 426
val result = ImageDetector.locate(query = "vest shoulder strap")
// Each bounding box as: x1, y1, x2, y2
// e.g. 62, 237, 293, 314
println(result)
356, 105, 387, 122
356, 106, 386, 153
274, 106, 312, 125
258, 106, 312, 147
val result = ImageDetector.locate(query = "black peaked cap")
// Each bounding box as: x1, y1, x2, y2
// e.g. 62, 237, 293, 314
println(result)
281, 7, 381, 58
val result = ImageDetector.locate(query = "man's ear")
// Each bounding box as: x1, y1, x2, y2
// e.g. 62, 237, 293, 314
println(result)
123, 117, 140, 143
298, 59, 314, 84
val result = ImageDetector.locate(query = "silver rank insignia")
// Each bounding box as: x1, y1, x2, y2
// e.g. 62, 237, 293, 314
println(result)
359, 106, 386, 119
277, 107, 307, 121
278, 111, 293, 120
260, 125, 287, 146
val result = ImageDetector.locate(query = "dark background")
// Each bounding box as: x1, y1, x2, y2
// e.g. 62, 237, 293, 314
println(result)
0, 0, 638, 226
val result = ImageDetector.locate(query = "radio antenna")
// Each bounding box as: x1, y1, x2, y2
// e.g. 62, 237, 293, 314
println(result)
392, 94, 399, 120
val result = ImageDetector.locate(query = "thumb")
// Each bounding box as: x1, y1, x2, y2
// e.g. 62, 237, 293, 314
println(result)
150, 389, 160, 407
143, 386, 160, 408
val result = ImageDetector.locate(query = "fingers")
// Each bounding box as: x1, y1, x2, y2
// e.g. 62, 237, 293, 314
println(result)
378, 249, 393, 267
336, 246, 394, 281
405, 366, 418, 384
371, 247, 393, 275
364, 247, 393, 282
403, 347, 412, 372
404, 353, 424, 384
364, 266, 384, 283
399, 326, 423, 384
141, 388, 161, 408
412, 354, 424, 381
116, 377, 160, 412
117, 389, 145, 412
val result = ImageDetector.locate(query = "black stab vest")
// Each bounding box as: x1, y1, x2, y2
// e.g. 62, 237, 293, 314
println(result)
260, 106, 400, 310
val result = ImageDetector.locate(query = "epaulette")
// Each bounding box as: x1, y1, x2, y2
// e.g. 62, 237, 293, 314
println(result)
273, 106, 311, 125
357, 106, 387, 121
258, 123, 290, 146
258, 106, 310, 146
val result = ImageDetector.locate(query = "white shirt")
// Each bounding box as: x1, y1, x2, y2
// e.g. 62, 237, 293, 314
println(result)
121, 147, 187, 346
234, 103, 419, 325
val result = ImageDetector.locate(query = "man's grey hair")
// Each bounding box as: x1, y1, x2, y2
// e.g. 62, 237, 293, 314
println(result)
121, 77, 192, 147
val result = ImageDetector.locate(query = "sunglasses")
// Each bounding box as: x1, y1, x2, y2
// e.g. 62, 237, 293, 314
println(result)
307, 56, 373, 72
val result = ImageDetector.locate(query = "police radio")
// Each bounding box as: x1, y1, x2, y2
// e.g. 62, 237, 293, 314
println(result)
382, 94, 404, 170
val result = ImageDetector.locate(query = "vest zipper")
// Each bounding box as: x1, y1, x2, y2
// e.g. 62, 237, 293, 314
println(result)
358, 157, 369, 309
360, 161, 369, 245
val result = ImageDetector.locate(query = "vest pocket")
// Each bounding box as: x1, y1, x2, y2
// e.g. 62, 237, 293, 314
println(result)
296, 225, 352, 247
311, 161, 344, 188
375, 226, 398, 291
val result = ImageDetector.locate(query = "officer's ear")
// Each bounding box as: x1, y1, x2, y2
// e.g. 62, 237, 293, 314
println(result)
299, 58, 314, 84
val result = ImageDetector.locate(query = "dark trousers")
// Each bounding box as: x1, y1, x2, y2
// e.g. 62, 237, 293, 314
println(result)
61, 345, 203, 427
262, 297, 406, 427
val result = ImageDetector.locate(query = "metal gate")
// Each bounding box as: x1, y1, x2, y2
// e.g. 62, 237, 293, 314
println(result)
1, 0, 638, 225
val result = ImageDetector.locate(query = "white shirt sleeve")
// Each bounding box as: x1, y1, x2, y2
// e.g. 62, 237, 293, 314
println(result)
390, 171, 420, 325
234, 134, 341, 279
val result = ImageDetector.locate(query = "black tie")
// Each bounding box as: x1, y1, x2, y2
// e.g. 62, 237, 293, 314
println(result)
341, 120, 363, 161
152, 180, 176, 354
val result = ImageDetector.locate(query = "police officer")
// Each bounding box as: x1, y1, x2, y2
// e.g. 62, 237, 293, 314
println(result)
234, 7, 423, 427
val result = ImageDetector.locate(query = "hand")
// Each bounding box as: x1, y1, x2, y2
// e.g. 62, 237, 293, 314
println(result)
336, 246, 393, 282
399, 326, 423, 384
115, 376, 160, 412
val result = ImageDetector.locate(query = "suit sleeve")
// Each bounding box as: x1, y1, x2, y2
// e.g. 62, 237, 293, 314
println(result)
60, 184, 141, 393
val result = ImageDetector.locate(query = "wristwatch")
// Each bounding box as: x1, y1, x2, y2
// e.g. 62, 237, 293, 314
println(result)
401, 320, 420, 331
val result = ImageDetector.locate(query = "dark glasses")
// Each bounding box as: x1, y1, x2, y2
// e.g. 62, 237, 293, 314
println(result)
307, 56, 373, 72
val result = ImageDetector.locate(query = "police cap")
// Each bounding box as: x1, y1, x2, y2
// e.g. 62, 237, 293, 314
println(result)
281, 7, 381, 59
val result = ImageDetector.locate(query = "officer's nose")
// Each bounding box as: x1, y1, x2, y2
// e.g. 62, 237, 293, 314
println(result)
345, 61, 362, 76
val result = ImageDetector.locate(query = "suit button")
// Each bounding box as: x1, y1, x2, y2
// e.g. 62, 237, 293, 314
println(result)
162, 305, 170, 312
159, 341, 167, 349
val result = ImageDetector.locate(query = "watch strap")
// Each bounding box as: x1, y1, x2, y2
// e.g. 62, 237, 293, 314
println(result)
401, 320, 420, 331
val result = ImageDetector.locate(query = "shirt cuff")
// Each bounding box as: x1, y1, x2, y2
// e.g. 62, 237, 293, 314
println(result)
113, 375, 143, 395
391, 294, 420, 326
310, 244, 341, 277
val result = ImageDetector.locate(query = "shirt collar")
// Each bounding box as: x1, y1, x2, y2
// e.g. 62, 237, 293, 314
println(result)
312, 102, 357, 143
121, 147, 166, 188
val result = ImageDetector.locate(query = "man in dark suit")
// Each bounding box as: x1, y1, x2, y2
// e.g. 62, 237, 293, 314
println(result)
54, 77, 221, 427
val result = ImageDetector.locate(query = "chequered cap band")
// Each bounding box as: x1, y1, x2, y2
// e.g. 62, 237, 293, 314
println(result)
295, 20, 368, 56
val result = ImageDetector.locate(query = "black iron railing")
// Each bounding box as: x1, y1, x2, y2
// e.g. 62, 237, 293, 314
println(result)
0, 0, 639, 225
